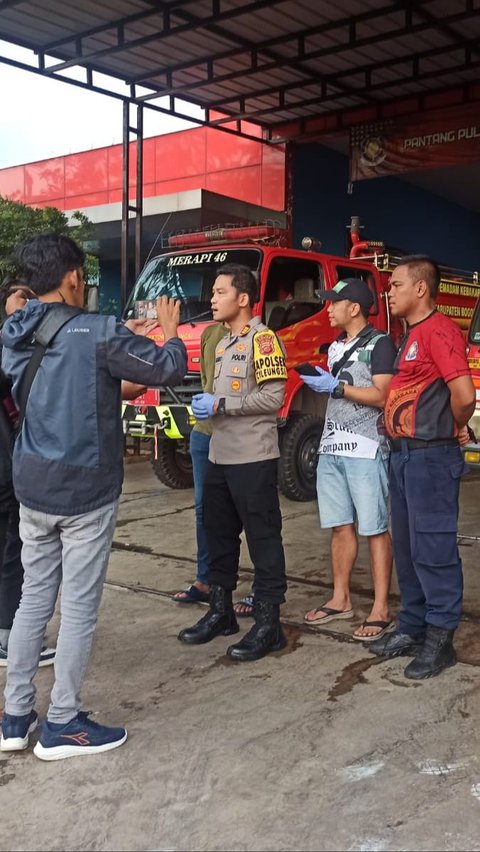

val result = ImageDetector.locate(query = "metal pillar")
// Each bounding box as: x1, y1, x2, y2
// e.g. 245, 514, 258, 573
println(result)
121, 101, 144, 311
135, 106, 144, 282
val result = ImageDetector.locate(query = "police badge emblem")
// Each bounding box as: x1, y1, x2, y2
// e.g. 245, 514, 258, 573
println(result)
255, 333, 275, 355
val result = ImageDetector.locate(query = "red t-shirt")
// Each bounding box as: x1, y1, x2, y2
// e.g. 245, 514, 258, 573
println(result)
385, 311, 470, 440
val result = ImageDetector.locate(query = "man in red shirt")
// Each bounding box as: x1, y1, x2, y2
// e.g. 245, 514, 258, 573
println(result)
369, 255, 475, 678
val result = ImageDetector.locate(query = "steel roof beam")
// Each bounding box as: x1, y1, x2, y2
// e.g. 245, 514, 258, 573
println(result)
136, 43, 353, 107
0, 51, 268, 143
209, 37, 480, 125
2, 0, 461, 117
413, 3, 480, 58
2, 3, 477, 124
270, 78, 480, 140
136, 5, 479, 106
268, 58, 480, 132
41, 1, 200, 52
216, 49, 480, 129
208, 10, 480, 112
169, 3, 369, 104
1, 0, 478, 140
130, 0, 434, 84
43, 0, 287, 74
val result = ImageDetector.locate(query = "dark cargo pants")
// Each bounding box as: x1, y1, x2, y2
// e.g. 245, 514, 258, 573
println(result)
389, 442, 466, 634
203, 458, 287, 604
0, 505, 23, 630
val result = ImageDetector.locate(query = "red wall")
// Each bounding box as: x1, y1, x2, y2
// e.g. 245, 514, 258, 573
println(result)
0, 126, 285, 212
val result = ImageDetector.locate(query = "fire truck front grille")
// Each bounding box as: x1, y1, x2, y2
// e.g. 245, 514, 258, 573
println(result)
160, 372, 202, 405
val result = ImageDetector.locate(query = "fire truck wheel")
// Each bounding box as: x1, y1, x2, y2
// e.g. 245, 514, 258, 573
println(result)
278, 413, 323, 502
151, 437, 194, 489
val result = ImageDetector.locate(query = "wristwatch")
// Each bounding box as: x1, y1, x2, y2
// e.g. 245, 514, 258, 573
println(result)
331, 381, 346, 399
217, 397, 226, 415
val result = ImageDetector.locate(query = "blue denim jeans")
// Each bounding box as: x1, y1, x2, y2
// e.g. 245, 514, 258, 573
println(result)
390, 442, 466, 633
190, 429, 211, 586
4, 500, 118, 723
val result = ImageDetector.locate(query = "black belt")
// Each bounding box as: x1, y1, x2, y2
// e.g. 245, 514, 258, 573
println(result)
390, 437, 458, 452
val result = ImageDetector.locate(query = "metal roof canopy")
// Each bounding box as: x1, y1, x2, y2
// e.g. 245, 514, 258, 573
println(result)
2, 0, 480, 304
1, 0, 480, 142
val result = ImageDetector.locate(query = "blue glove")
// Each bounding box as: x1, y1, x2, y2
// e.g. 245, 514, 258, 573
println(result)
300, 366, 339, 394
191, 392, 218, 419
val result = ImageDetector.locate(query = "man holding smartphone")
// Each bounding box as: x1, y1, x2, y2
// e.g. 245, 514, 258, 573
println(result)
299, 278, 397, 641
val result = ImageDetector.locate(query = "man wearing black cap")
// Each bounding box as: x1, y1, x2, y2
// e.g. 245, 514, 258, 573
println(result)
299, 278, 397, 641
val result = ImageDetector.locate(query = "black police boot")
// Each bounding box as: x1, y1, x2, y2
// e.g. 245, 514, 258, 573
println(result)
404, 625, 456, 679
369, 629, 425, 658
178, 584, 239, 645
227, 599, 287, 661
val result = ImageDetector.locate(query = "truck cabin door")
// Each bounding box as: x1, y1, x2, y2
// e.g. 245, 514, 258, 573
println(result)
262, 256, 326, 331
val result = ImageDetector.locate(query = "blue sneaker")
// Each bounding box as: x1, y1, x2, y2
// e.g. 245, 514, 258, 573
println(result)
33, 711, 127, 761
1, 710, 38, 751
0, 644, 56, 667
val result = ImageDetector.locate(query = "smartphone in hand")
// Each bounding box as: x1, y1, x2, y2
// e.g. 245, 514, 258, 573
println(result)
294, 363, 318, 376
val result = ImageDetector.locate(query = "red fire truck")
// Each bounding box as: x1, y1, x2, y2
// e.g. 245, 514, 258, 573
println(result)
122, 217, 479, 500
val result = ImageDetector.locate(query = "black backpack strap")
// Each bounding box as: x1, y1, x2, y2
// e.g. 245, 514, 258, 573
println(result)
330, 327, 385, 378
16, 305, 83, 433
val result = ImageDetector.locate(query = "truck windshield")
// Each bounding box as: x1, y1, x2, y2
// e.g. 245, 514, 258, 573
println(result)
469, 298, 480, 344
125, 247, 262, 323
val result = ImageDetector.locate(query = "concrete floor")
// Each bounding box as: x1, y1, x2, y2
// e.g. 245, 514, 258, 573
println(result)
1, 458, 480, 852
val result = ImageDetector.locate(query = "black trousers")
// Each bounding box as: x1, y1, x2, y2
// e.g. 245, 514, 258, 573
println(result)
203, 459, 287, 604
0, 504, 23, 630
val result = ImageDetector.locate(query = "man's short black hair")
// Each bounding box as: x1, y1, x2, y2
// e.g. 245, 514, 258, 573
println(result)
396, 254, 441, 298
14, 233, 85, 296
216, 264, 258, 307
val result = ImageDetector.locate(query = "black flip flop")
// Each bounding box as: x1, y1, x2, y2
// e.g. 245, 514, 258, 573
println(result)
173, 584, 209, 604
352, 619, 395, 642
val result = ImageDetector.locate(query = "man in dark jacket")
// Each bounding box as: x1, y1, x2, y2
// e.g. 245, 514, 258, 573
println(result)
0, 367, 55, 667
0, 234, 187, 761
0, 276, 57, 666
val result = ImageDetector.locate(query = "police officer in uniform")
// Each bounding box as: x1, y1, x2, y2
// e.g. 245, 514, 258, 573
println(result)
178, 264, 288, 661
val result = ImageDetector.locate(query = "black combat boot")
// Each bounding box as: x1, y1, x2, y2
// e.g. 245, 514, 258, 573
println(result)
227, 599, 287, 661
404, 625, 456, 679
177, 585, 239, 645
369, 629, 425, 658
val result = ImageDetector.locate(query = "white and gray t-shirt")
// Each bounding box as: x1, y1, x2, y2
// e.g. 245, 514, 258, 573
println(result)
319, 326, 397, 459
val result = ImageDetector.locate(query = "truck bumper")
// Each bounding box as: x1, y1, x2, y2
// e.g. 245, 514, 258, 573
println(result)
122, 403, 194, 440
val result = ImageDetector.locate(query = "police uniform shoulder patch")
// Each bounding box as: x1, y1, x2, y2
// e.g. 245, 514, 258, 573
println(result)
253, 329, 287, 383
